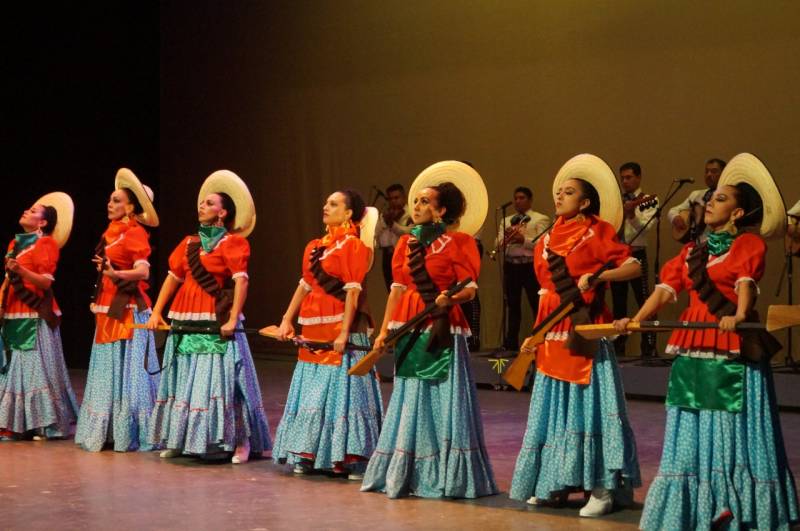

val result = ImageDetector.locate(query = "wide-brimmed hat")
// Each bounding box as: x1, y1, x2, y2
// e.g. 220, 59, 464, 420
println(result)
360, 206, 378, 269
198, 170, 256, 238
552, 154, 622, 231
407, 161, 488, 236
717, 153, 786, 239
115, 168, 159, 227
35, 192, 74, 248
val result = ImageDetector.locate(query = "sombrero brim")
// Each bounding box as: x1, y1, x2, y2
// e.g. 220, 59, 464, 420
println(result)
718, 153, 786, 239
408, 161, 488, 236
552, 154, 622, 231
115, 168, 159, 227
198, 170, 256, 238
35, 192, 74, 248
360, 206, 379, 270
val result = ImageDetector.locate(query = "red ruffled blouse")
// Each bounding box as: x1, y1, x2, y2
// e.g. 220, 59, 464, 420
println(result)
658, 232, 766, 355
3, 236, 61, 319
533, 215, 633, 384
388, 231, 480, 335
166, 233, 249, 321
296, 225, 371, 365
93, 219, 152, 313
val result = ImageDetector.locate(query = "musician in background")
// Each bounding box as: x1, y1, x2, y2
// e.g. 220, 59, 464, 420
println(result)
495, 186, 550, 350
667, 158, 726, 241
375, 184, 412, 291
611, 162, 657, 358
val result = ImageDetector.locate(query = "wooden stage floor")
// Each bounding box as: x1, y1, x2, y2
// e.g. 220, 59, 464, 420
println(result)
2, 356, 799, 530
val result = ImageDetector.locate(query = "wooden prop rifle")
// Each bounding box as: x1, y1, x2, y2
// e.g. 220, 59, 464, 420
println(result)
502, 261, 614, 391
258, 325, 370, 352
574, 304, 800, 340
574, 320, 767, 340
347, 277, 473, 377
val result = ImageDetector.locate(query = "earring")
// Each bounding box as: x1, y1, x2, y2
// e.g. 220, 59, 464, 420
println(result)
343, 220, 351, 229
215, 216, 224, 227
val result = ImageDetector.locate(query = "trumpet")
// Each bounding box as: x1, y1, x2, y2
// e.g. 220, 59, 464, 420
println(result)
490, 214, 530, 260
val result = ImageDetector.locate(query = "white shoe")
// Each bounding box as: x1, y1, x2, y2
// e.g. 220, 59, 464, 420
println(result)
232, 441, 250, 464
347, 472, 364, 481
579, 488, 614, 517
526, 496, 542, 506
160, 448, 181, 458
32, 435, 47, 441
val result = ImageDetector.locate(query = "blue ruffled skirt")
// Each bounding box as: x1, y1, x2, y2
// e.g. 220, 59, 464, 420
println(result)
361, 334, 498, 499
509, 339, 641, 500
147, 321, 272, 455
75, 310, 160, 452
272, 333, 383, 471
0, 320, 79, 437
640, 360, 799, 530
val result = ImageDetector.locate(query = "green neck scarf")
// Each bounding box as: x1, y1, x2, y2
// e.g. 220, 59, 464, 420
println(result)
198, 224, 227, 253
10, 231, 40, 257
411, 222, 446, 247
707, 230, 737, 256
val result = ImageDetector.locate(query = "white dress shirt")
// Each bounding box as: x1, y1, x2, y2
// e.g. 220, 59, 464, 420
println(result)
621, 188, 658, 248
376, 207, 412, 248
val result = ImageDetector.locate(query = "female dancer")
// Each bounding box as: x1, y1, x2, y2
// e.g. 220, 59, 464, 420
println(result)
146, 170, 271, 464
272, 190, 382, 479
361, 161, 498, 499
509, 154, 642, 517
75, 169, 160, 452
615, 153, 799, 530
0, 193, 78, 440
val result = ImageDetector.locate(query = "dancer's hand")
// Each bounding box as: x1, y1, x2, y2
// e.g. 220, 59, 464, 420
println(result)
613, 318, 632, 333
435, 291, 453, 307
220, 319, 237, 337
578, 273, 594, 292
372, 331, 388, 351
276, 318, 295, 340
145, 312, 167, 330
333, 331, 348, 353
718, 315, 742, 332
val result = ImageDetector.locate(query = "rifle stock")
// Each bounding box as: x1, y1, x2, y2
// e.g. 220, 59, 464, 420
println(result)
766, 305, 800, 332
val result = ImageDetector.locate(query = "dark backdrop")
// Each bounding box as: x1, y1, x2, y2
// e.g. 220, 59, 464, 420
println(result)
3, 5, 159, 367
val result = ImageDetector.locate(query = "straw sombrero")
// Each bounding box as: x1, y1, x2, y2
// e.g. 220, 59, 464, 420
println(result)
717, 153, 785, 239
360, 206, 379, 269
198, 170, 256, 238
115, 168, 159, 227
35, 192, 74, 248
552, 154, 623, 231
407, 161, 488, 236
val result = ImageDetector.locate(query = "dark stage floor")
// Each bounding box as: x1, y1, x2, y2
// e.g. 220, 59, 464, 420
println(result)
2, 355, 799, 530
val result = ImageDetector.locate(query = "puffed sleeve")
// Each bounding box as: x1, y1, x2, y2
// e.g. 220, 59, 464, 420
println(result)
656, 244, 691, 302
452, 233, 480, 289
35, 237, 60, 278
728, 233, 767, 294
167, 236, 190, 283
339, 237, 371, 291
126, 226, 152, 268
221, 235, 250, 279
594, 219, 632, 268
390, 235, 410, 291
299, 240, 317, 292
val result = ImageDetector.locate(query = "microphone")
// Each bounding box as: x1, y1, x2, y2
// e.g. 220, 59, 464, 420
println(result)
496, 201, 512, 210
673, 178, 695, 184
372, 186, 387, 199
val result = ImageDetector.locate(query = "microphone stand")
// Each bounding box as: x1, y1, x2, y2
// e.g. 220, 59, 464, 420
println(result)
496, 204, 510, 353
775, 219, 798, 372
619, 179, 691, 366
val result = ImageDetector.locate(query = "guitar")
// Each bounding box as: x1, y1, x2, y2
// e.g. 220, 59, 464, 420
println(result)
624, 193, 658, 213
671, 201, 706, 243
